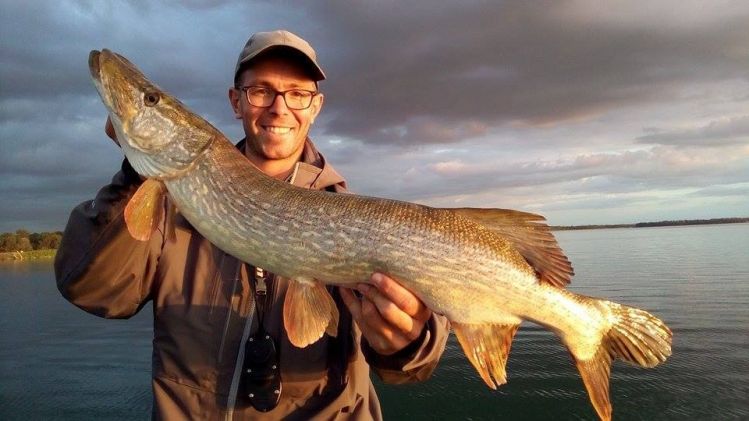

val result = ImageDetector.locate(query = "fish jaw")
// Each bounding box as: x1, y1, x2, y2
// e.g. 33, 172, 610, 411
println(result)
89, 50, 144, 150
88, 49, 218, 179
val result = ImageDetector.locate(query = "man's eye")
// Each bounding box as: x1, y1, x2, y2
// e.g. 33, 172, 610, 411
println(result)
288, 90, 310, 99
249, 88, 271, 96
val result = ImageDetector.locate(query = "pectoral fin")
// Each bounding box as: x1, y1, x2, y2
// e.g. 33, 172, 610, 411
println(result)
124, 178, 166, 241
453, 321, 520, 389
283, 277, 339, 348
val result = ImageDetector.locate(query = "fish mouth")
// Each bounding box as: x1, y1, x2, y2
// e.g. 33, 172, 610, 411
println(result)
87, 49, 142, 154
88, 49, 112, 112
89, 50, 101, 83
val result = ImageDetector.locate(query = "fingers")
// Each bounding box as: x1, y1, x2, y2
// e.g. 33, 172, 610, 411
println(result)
356, 283, 419, 339
341, 286, 406, 355
370, 273, 430, 323
339, 287, 361, 319
339, 273, 433, 355
341, 287, 392, 335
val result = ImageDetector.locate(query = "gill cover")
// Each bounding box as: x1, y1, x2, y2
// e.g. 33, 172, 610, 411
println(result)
89, 49, 217, 178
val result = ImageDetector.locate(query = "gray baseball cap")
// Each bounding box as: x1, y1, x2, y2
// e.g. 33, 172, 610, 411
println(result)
234, 30, 326, 83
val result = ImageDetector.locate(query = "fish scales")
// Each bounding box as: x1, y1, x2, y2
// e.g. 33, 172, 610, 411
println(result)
168, 139, 533, 320
89, 49, 672, 421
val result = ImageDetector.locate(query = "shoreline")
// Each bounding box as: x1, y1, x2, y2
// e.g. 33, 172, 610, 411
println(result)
0, 249, 57, 262
551, 217, 748, 231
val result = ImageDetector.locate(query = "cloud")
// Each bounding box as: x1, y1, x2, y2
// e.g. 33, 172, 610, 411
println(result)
375, 117, 489, 145
334, 142, 749, 206
637, 115, 749, 146
313, 1, 749, 144
689, 182, 749, 198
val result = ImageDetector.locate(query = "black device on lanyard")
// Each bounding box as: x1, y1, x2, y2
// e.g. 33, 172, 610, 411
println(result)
239, 267, 282, 412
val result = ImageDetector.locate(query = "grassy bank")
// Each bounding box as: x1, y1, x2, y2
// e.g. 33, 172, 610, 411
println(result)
0, 249, 57, 261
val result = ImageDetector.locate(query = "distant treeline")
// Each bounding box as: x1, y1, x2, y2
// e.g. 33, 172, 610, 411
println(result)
552, 217, 749, 231
633, 218, 749, 227
0, 230, 63, 252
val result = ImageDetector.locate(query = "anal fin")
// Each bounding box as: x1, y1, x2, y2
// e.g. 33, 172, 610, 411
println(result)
124, 178, 165, 241
283, 278, 339, 348
453, 321, 520, 389
575, 347, 613, 421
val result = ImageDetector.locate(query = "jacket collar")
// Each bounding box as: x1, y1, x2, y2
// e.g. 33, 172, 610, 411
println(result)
235, 138, 347, 192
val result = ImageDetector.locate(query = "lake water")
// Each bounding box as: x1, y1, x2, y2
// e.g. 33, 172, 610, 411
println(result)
1, 224, 747, 420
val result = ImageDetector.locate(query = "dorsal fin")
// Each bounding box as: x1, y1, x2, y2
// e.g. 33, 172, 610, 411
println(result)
451, 208, 574, 288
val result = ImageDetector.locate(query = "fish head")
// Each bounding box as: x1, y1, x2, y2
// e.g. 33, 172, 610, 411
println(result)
89, 49, 216, 178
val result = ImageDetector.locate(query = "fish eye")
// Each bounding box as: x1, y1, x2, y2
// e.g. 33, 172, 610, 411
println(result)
144, 91, 160, 107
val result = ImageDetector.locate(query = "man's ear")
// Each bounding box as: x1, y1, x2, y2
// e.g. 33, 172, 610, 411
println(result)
228, 88, 242, 119
310, 93, 324, 123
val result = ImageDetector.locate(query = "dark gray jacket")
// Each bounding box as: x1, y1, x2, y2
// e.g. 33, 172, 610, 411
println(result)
56, 139, 449, 420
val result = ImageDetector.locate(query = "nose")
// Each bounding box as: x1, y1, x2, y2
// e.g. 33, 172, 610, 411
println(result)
267, 92, 290, 115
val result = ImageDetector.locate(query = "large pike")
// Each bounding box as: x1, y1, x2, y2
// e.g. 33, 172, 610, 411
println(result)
89, 49, 672, 420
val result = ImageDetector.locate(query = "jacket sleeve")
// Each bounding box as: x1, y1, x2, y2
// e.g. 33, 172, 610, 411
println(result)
54, 158, 164, 319
361, 313, 450, 384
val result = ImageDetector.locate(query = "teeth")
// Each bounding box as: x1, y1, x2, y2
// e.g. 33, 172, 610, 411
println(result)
264, 126, 291, 134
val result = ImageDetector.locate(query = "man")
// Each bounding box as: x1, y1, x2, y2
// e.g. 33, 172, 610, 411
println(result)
56, 30, 449, 419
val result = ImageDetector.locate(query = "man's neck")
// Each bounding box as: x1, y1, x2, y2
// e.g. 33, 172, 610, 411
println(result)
244, 151, 300, 180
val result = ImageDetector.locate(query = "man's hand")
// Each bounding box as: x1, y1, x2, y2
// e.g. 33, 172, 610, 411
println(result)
340, 273, 432, 356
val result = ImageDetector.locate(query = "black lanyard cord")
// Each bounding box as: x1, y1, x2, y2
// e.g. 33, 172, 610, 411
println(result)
252, 266, 271, 328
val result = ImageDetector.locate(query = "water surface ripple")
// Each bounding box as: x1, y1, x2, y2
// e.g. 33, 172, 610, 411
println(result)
1, 224, 747, 420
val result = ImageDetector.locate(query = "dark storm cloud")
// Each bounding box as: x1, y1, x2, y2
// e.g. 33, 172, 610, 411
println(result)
1, 0, 252, 101
0, 0, 292, 231
0, 0, 321, 134
310, 1, 749, 144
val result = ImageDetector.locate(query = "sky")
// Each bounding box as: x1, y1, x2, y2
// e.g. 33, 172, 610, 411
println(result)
1, 0, 748, 232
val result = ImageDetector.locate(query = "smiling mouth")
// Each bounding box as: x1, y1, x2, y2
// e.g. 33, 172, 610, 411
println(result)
263, 126, 292, 135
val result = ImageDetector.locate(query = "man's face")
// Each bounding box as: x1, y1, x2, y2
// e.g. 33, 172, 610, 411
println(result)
230, 55, 323, 163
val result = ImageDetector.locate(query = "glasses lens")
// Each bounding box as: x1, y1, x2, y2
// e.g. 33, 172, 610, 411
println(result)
245, 87, 273, 107
284, 90, 313, 110
240, 331, 281, 412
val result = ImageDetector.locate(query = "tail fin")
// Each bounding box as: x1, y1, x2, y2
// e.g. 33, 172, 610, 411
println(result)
574, 300, 673, 421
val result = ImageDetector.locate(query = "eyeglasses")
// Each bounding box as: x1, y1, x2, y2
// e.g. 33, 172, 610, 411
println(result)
238, 85, 318, 110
